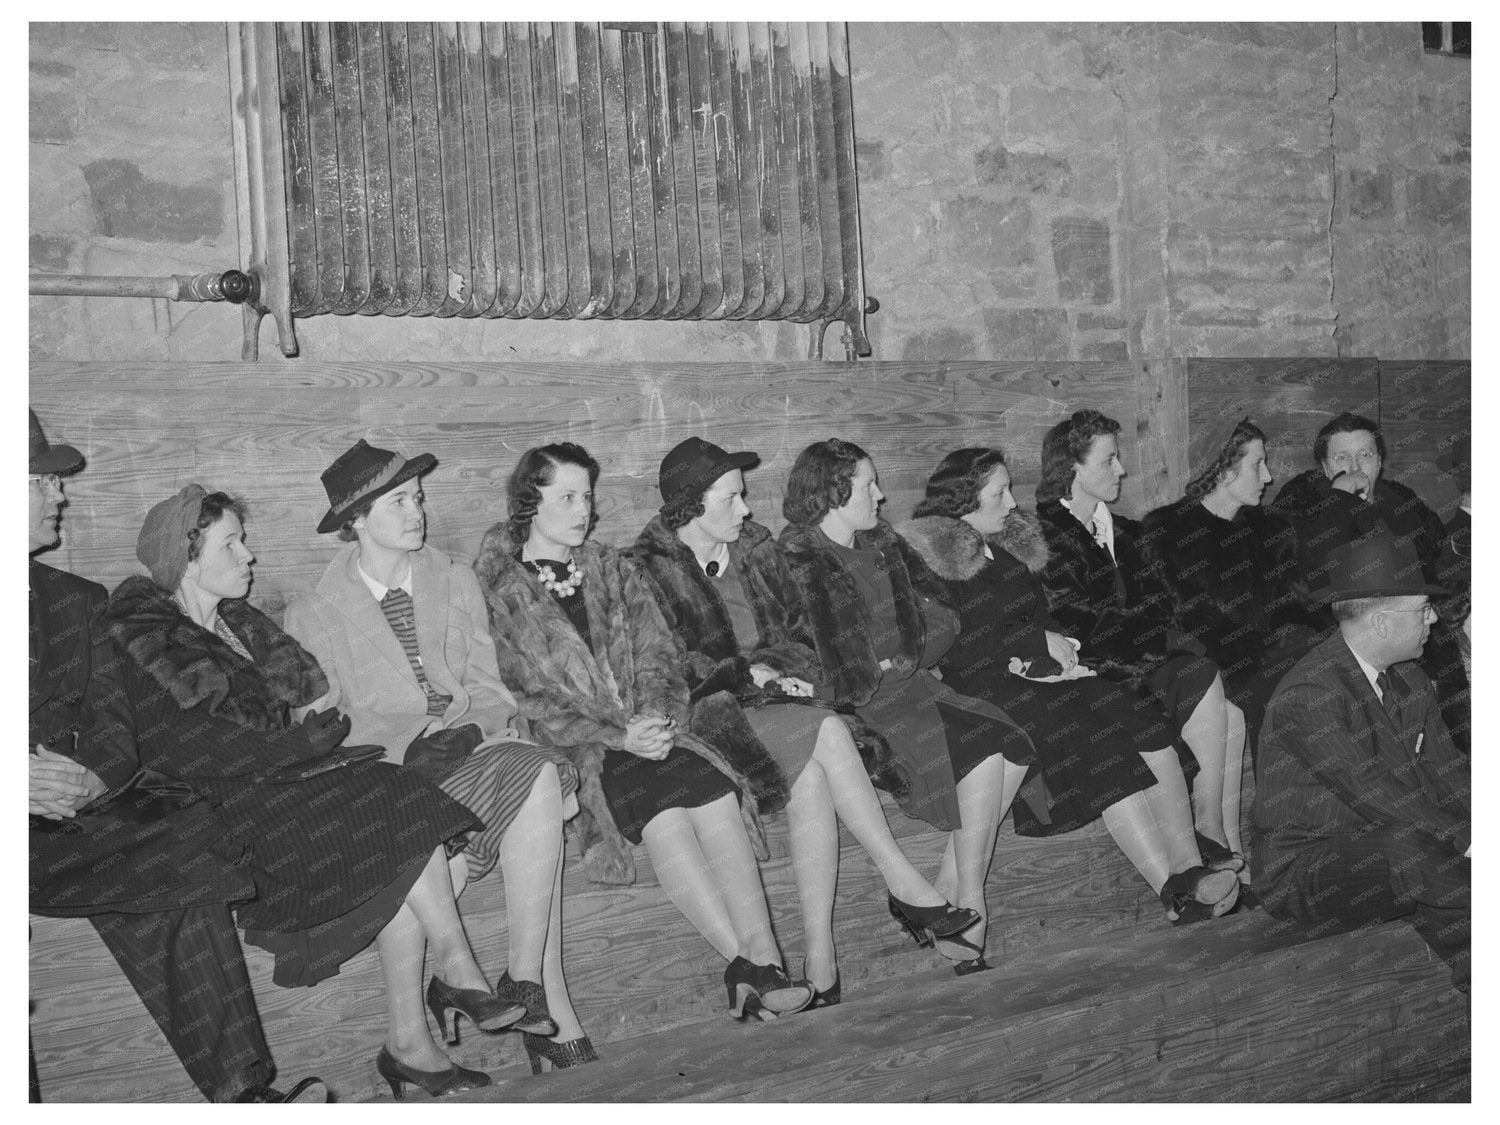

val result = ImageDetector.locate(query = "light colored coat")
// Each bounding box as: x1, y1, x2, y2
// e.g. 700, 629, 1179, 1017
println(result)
284, 542, 522, 762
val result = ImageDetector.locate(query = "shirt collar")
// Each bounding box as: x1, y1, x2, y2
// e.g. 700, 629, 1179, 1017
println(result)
357, 558, 413, 602
1348, 642, 1385, 700
1059, 498, 1115, 560
698, 541, 731, 577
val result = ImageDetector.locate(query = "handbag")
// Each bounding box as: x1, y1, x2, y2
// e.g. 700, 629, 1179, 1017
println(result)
29, 768, 201, 836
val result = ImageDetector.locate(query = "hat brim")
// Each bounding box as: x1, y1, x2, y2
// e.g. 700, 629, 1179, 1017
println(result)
31, 442, 84, 475
661, 449, 761, 507
316, 452, 436, 533
1315, 580, 1450, 604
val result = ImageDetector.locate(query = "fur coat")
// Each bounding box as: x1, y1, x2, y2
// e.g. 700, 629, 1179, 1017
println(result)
88, 576, 476, 936
630, 515, 900, 805
474, 522, 772, 886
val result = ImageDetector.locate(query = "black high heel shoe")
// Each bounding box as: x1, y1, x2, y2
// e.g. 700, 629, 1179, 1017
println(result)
887, 895, 982, 947
1160, 866, 1240, 926
1195, 831, 1246, 874
426, 976, 526, 1045
723, 957, 814, 1021
800, 960, 842, 1008
935, 929, 990, 976
491, 971, 558, 1037
375, 1047, 490, 1100
523, 1033, 601, 1075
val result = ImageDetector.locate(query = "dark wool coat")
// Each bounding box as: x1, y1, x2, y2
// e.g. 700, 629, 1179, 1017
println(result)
474, 523, 773, 886
1267, 469, 1448, 595
1035, 501, 1206, 691
90, 576, 476, 934
29, 560, 253, 917
1140, 500, 1326, 736
630, 514, 900, 805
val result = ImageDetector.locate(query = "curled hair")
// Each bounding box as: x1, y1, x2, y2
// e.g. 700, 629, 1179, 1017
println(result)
783, 438, 869, 527
913, 448, 1007, 520
1185, 419, 1267, 501
507, 442, 601, 543
660, 493, 707, 532
186, 492, 248, 562
1035, 410, 1121, 504
1313, 412, 1385, 465
336, 497, 375, 543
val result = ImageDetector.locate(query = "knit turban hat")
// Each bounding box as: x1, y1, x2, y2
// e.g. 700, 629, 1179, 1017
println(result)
137, 483, 208, 590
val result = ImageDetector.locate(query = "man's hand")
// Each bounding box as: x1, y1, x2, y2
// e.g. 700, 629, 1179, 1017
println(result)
1044, 631, 1080, 673
1330, 470, 1371, 499
30, 745, 107, 820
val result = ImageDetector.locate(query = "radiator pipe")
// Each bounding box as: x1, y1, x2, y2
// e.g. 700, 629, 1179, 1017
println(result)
29, 269, 259, 304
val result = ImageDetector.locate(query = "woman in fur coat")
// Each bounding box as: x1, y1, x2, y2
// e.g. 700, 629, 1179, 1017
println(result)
99, 485, 529, 1099
1035, 410, 1248, 878
284, 439, 593, 1074
778, 439, 1035, 975
901, 448, 1242, 925
475, 443, 812, 1022
631, 437, 981, 1004
1141, 418, 1324, 746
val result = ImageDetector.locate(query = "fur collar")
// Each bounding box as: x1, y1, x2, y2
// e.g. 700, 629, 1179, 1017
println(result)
633, 512, 775, 562
899, 510, 1050, 580
778, 516, 901, 557
103, 575, 327, 730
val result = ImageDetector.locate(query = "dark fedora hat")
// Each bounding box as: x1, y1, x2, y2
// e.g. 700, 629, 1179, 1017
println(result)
1316, 534, 1448, 603
29, 409, 84, 475
316, 439, 436, 533
658, 436, 759, 510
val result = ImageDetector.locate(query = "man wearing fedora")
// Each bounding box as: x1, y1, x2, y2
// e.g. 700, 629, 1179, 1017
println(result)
27, 409, 322, 1102
1251, 535, 1470, 992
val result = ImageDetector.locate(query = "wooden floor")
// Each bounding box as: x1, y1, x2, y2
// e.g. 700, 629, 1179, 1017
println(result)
30, 757, 1470, 1103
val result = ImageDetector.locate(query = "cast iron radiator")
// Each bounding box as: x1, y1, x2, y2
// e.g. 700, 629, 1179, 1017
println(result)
230, 22, 871, 359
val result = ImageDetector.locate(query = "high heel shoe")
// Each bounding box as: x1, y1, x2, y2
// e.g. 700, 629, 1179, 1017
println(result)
375, 1046, 490, 1100
523, 1033, 601, 1075
1195, 831, 1246, 874
935, 929, 991, 976
800, 961, 842, 1008
887, 894, 982, 947
491, 971, 558, 1037
723, 957, 814, 1021
426, 976, 525, 1045
1160, 866, 1240, 926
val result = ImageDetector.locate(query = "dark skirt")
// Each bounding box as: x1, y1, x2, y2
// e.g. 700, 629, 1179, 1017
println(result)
440, 740, 580, 881
859, 669, 1034, 832
742, 702, 831, 786
600, 745, 737, 844
980, 670, 1167, 838
1142, 653, 1219, 735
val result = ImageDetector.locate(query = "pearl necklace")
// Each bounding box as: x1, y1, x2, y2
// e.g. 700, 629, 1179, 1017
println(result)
531, 557, 583, 598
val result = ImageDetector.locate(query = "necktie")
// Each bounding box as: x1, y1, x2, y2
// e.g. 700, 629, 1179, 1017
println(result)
1374, 670, 1399, 724
381, 588, 451, 718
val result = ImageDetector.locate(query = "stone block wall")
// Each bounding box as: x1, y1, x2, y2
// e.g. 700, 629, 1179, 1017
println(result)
29, 22, 1468, 364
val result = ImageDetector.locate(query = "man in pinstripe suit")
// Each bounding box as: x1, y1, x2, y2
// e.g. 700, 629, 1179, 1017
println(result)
27, 409, 323, 1102
1251, 535, 1470, 993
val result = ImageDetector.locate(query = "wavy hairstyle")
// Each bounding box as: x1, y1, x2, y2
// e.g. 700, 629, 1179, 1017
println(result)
660, 493, 707, 532
1035, 410, 1121, 504
187, 492, 248, 561
783, 438, 869, 527
913, 448, 1007, 520
1312, 412, 1385, 465
1185, 418, 1267, 501
506, 442, 601, 543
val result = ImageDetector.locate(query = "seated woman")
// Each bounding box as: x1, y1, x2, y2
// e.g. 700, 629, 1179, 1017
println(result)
474, 443, 812, 1021
97, 485, 527, 1100
778, 439, 1034, 975
1141, 418, 1324, 750
631, 437, 982, 1003
902, 449, 1241, 924
1035, 410, 1248, 877
283, 440, 593, 1074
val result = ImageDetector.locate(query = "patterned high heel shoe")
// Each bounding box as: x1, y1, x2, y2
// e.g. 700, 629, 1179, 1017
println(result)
887, 895, 982, 947
375, 1047, 490, 1100
523, 1033, 601, 1075
491, 971, 558, 1037
426, 976, 525, 1045
935, 929, 990, 976
723, 957, 814, 1021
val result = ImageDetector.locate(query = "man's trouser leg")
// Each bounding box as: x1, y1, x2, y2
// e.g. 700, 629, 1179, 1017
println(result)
90, 905, 272, 1100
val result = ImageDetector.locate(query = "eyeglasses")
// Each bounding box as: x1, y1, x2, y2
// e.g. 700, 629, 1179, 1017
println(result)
1380, 603, 1434, 617
28, 474, 61, 489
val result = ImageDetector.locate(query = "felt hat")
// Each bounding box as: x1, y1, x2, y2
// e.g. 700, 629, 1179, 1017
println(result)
658, 437, 759, 510
29, 409, 84, 475
1316, 535, 1448, 603
316, 439, 436, 534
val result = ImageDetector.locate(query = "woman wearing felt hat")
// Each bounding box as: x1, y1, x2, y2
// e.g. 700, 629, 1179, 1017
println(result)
475, 442, 814, 1023
284, 439, 594, 1076
96, 482, 523, 1099
630, 437, 981, 1006
1141, 417, 1326, 748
